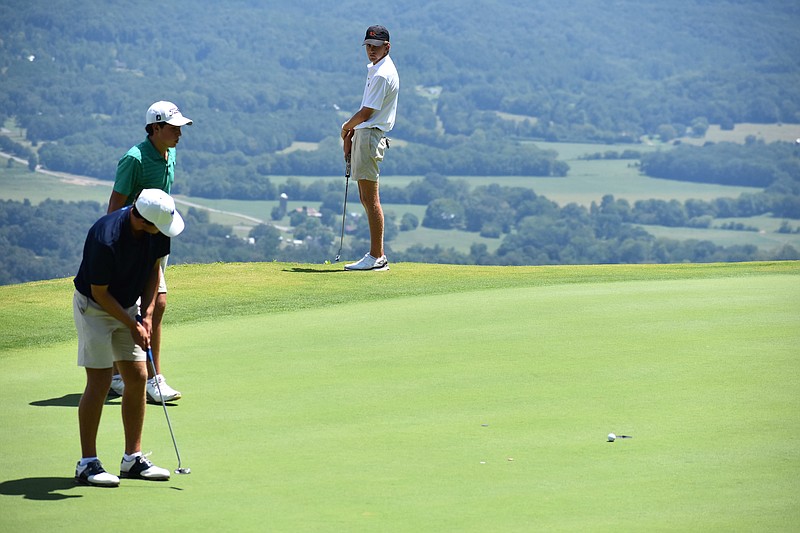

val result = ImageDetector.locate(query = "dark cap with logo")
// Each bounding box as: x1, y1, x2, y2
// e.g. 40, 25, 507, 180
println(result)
363, 25, 390, 46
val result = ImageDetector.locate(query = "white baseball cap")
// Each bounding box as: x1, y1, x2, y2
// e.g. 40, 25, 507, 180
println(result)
134, 189, 185, 237
146, 101, 193, 126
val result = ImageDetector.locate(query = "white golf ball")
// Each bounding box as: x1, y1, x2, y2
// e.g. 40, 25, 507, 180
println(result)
607, 433, 616, 442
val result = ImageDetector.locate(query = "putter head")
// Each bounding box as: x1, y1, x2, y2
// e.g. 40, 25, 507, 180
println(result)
175, 467, 191, 474
334, 254, 340, 262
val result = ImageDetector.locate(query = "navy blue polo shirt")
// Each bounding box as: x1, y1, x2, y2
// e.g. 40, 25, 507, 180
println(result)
73, 207, 171, 308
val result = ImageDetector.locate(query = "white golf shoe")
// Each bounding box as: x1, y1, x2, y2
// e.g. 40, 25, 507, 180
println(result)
146, 374, 182, 403
109, 375, 125, 397
75, 459, 120, 487
120, 454, 170, 481
344, 253, 389, 271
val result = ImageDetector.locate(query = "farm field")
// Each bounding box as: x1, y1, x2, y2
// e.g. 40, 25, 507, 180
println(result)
639, 221, 800, 251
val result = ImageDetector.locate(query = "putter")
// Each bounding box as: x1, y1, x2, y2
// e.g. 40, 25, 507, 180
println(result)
137, 316, 190, 474
334, 153, 351, 262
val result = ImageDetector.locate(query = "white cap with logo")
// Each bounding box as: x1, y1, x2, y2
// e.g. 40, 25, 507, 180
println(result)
146, 101, 193, 126
135, 189, 185, 237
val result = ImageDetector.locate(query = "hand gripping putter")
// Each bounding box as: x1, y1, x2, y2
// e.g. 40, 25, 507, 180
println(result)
137, 316, 190, 474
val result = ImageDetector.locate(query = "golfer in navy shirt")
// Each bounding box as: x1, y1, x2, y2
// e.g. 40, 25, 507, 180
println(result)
72, 189, 184, 487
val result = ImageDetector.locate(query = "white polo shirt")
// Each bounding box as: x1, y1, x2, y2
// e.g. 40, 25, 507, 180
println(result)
357, 55, 399, 132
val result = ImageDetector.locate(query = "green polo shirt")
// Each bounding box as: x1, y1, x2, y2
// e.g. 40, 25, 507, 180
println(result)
113, 138, 176, 206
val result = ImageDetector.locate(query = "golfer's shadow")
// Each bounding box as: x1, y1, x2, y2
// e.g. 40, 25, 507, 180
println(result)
30, 393, 117, 407
0, 477, 82, 501
30, 394, 179, 408
284, 267, 345, 274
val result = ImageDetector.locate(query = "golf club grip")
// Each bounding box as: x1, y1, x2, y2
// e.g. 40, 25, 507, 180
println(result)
135, 314, 154, 355
345, 155, 351, 178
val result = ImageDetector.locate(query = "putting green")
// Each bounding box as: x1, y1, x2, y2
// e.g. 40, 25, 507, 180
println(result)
0, 263, 798, 531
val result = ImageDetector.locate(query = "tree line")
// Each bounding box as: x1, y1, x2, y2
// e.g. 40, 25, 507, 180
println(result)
3, 173, 799, 286
640, 140, 800, 192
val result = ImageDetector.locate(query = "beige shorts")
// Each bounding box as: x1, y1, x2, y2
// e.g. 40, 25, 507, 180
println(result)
73, 290, 146, 369
351, 128, 387, 182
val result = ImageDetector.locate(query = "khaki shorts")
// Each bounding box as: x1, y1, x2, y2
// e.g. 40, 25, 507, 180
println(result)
73, 290, 146, 369
351, 128, 387, 182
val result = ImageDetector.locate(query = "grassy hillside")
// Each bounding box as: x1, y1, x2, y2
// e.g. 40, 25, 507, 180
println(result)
1, 261, 798, 531
2, 261, 795, 351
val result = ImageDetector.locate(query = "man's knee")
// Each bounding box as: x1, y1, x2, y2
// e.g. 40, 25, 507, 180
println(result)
85, 367, 113, 391
117, 361, 148, 387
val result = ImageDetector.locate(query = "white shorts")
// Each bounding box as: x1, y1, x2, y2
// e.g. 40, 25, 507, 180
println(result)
73, 290, 146, 369
158, 255, 169, 293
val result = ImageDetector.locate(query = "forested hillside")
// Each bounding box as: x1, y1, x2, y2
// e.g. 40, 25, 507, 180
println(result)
2, 0, 799, 191
2, 0, 800, 283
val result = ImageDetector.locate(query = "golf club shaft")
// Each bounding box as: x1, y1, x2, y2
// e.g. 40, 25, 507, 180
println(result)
147, 347, 184, 469
137, 315, 184, 469
335, 155, 350, 262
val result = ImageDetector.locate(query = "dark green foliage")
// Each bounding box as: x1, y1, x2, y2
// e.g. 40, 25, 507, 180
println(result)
640, 141, 800, 187
423, 198, 466, 229
1, 0, 799, 195
0, 199, 105, 284
0, 136, 34, 161
399, 212, 419, 231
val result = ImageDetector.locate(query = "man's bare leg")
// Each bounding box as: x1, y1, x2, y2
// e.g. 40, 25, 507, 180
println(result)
79, 367, 113, 458
358, 179, 384, 258
117, 360, 148, 455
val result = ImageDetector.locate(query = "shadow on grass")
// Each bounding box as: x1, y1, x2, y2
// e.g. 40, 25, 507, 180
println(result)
283, 267, 346, 274
0, 477, 83, 500
29, 393, 119, 408
30, 394, 179, 408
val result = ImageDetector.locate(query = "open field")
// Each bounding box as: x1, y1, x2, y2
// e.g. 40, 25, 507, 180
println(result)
1, 261, 798, 531
444, 162, 760, 207
679, 123, 800, 146
0, 161, 112, 204
641, 220, 800, 250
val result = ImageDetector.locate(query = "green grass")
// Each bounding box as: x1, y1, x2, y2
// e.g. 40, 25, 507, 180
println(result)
1, 261, 799, 531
